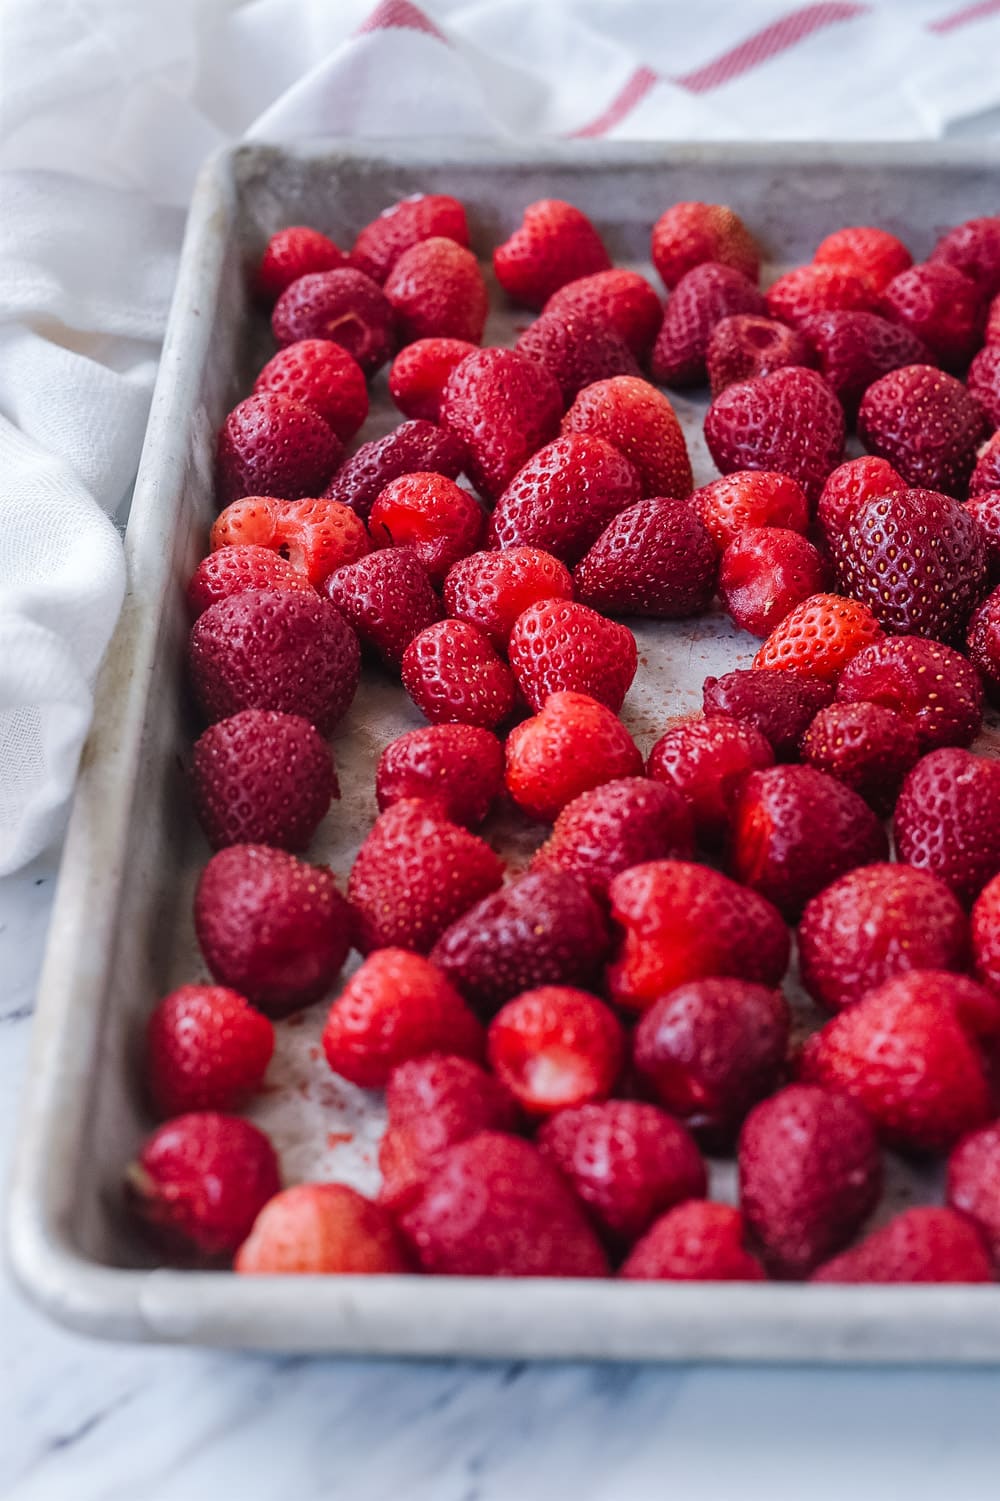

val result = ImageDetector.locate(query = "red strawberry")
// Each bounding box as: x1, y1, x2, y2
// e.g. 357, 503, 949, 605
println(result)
215, 394, 342, 507
930, 215, 1000, 299
857, 366, 989, 498
754, 593, 883, 682
439, 348, 563, 502
800, 701, 920, 815
702, 667, 833, 759
493, 199, 610, 310
402, 619, 516, 729
488, 433, 641, 566
347, 799, 504, 954
389, 337, 477, 421
538, 1101, 706, 1247
816, 454, 904, 542
145, 985, 274, 1117
236, 1183, 410, 1274
400, 1131, 610, 1276
444, 546, 574, 650
188, 588, 360, 732
706, 313, 816, 397
972, 872, 1000, 996
704, 366, 846, 503
543, 268, 663, 360
255, 225, 347, 304
692, 470, 809, 554
812, 1207, 992, 1284
507, 599, 637, 713
813, 225, 912, 293
969, 586, 1000, 704
321, 948, 483, 1088
325, 547, 441, 668
799, 862, 969, 1013
651, 201, 759, 291
384, 237, 488, 344
719, 528, 828, 637
989, 291, 1000, 344
487, 985, 624, 1115
271, 268, 395, 375
622, 1201, 765, 1281
647, 715, 774, 847
739, 1084, 881, 1278
253, 339, 368, 441
504, 691, 643, 823
799, 310, 930, 419
322, 418, 465, 523
368, 472, 483, 585
530, 777, 695, 898
515, 310, 639, 401
195, 844, 351, 1015
971, 431, 1000, 496
947, 1121, 1000, 1266
211, 494, 369, 587
766, 264, 876, 328
966, 490, 1000, 583
881, 262, 985, 368
186, 545, 315, 619
191, 709, 336, 851
967, 343, 1000, 429
836, 635, 984, 750
430, 869, 611, 1017
350, 193, 470, 284
650, 261, 766, 388
127, 1113, 280, 1262
573, 498, 718, 620
561, 375, 693, 498
895, 748, 1000, 905
375, 723, 503, 826
606, 860, 790, 1012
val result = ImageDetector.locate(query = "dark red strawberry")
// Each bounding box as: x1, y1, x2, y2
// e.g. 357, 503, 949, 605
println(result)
515, 310, 640, 404
271, 268, 395, 374
253, 338, 368, 440
947, 1121, 1000, 1267
145, 984, 274, 1117
186, 545, 316, 619
966, 490, 1000, 583
857, 365, 989, 497
543, 268, 663, 359
967, 343, 1000, 428
800, 700, 920, 814
235, 1183, 411, 1275
719, 527, 828, 637
401, 619, 517, 729
813, 225, 912, 293
488, 433, 641, 566
573, 498, 718, 619
647, 715, 773, 847
255, 225, 347, 304
812, 1207, 993, 1283
702, 667, 834, 760
930, 215, 1000, 299
384, 237, 488, 344
325, 547, 441, 668
191, 709, 336, 851
766, 263, 876, 327
704, 366, 846, 503
211, 493, 369, 587
967, 584, 1000, 705
507, 599, 637, 713
444, 546, 574, 650
215, 394, 342, 507
706, 313, 816, 397
798, 310, 930, 419
881, 262, 985, 368
621, 1201, 765, 1281
493, 199, 610, 309
561, 375, 693, 498
322, 418, 465, 523
388, 337, 477, 422
504, 691, 643, 823
439, 348, 563, 502
375, 723, 504, 827
650, 261, 766, 388
970, 431, 1000, 496
895, 748, 1000, 905
753, 593, 883, 682
836, 635, 984, 750
816, 454, 904, 543
350, 193, 470, 284
651, 201, 760, 290
368, 472, 484, 585
530, 777, 695, 898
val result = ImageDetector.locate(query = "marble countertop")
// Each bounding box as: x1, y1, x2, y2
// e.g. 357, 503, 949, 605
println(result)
3, 858, 999, 1501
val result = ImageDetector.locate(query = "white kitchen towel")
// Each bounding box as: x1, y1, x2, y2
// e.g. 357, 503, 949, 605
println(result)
1, 0, 999, 873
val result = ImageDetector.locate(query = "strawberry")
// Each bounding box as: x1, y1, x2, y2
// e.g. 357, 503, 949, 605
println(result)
929, 215, 1000, 299
543, 268, 663, 360
728, 764, 888, 918
967, 343, 1000, 428
706, 313, 816, 397
504, 691, 643, 823
350, 193, 470, 284
515, 310, 639, 401
429, 869, 611, 1017
895, 748, 1000, 905
989, 291, 1000, 344
145, 984, 274, 1117
971, 431, 1000, 496
719, 527, 828, 637
215, 394, 342, 507
255, 225, 347, 304
191, 709, 337, 851
812, 1207, 992, 1284
195, 844, 351, 1015
856, 366, 989, 498
488, 432, 641, 566
388, 337, 476, 422
799, 862, 969, 1014
235, 1184, 410, 1274
971, 873, 1000, 995
947, 1121, 1000, 1266
650, 201, 759, 291
816, 455, 904, 543
966, 490, 1000, 584
704, 366, 846, 503
375, 723, 504, 826
881, 262, 985, 369
493, 199, 610, 310
186, 545, 315, 619
439, 348, 563, 502
650, 261, 766, 388
188, 588, 360, 732
127, 1113, 280, 1262
691, 470, 809, 554
210, 494, 369, 587
800, 701, 920, 815
444, 546, 574, 650
621, 1201, 765, 1281
813, 225, 912, 293
487, 985, 624, 1115
573, 498, 718, 620
538, 1101, 706, 1247
253, 339, 368, 441
702, 668, 833, 760
606, 860, 790, 1012
969, 586, 1000, 704
798, 310, 930, 419
368, 472, 484, 585
384, 236, 488, 344
322, 418, 465, 523
271, 268, 395, 375
325, 547, 441, 668
739, 1084, 881, 1278
753, 593, 883, 682
765, 264, 876, 328
507, 599, 637, 713
347, 799, 503, 954
321, 948, 483, 1088
647, 715, 774, 847
399, 1131, 610, 1276
401, 619, 516, 729
561, 375, 693, 499
530, 777, 695, 899
836, 635, 984, 750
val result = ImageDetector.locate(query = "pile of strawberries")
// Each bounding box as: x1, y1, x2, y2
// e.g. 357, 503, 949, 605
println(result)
126, 191, 1000, 1287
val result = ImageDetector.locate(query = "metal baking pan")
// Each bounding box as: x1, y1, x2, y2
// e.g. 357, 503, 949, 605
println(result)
9, 140, 1000, 1361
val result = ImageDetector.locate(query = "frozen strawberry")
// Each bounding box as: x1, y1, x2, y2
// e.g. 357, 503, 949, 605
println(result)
573, 498, 718, 620
543, 268, 663, 360
538, 1101, 706, 1247
857, 366, 989, 498
739, 1084, 881, 1278
348, 799, 503, 954
650, 261, 766, 388
488, 433, 641, 567
881, 262, 985, 368
930, 215, 1000, 299
561, 375, 693, 499
799, 310, 930, 419
946, 1121, 1000, 1266
504, 691, 643, 823
704, 366, 846, 503
966, 490, 1000, 585
895, 749, 1000, 905
719, 528, 828, 637
255, 225, 347, 304
702, 668, 834, 760
813, 225, 912, 293
974, 874, 1000, 996
989, 291, 1000, 343
400, 1131, 610, 1276
691, 470, 809, 554
816, 455, 904, 542
487, 985, 623, 1115
388, 337, 476, 421
607, 861, 790, 1011
322, 418, 465, 523
236, 1183, 411, 1274
706, 313, 815, 397
325, 547, 440, 668
402, 619, 516, 729
651, 201, 759, 291
971, 430, 1000, 496
767, 264, 876, 328
800, 700, 920, 815
634, 976, 791, 1143
215, 394, 342, 507
186, 545, 315, 618
321, 948, 483, 1088
439, 348, 563, 502
494, 199, 610, 310
430, 869, 611, 1017
621, 1201, 765, 1281
375, 723, 503, 826
507, 599, 637, 713
799, 862, 969, 1013
368, 472, 483, 585
647, 715, 773, 847
967, 343, 1000, 428
753, 593, 883, 682
253, 339, 368, 441
812, 1207, 992, 1284
836, 635, 984, 750
384, 237, 488, 345
444, 546, 574, 650
188, 588, 360, 732
191, 709, 336, 851
145, 984, 274, 1117
515, 310, 639, 401
271, 268, 395, 375
211, 493, 369, 587
195, 844, 351, 1015
127, 1113, 280, 1262
351, 193, 470, 284
530, 777, 694, 898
